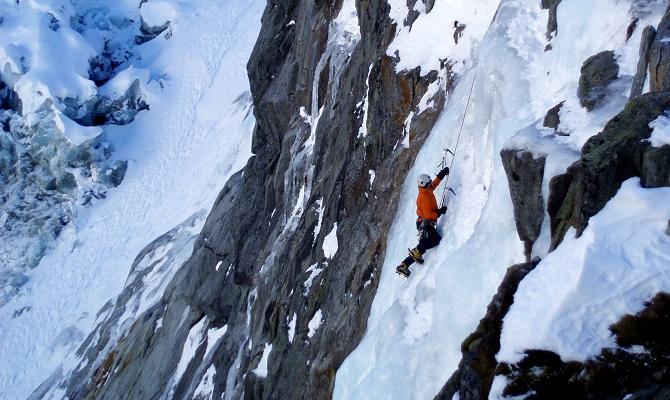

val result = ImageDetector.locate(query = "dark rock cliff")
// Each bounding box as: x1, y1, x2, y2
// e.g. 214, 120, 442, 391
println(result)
44, 1, 450, 399
551, 91, 670, 249
500, 150, 546, 260
434, 260, 539, 400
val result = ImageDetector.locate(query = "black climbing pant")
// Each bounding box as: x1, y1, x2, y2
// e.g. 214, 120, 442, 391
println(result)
403, 221, 442, 266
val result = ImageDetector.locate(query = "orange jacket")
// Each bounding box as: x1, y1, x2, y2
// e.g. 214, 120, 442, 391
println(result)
416, 176, 442, 222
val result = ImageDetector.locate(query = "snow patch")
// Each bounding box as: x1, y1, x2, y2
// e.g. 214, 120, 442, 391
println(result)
140, 1, 177, 28
322, 224, 338, 258
312, 198, 325, 246
307, 309, 323, 338
193, 364, 216, 400
205, 325, 228, 358
173, 317, 208, 385
287, 313, 297, 343
648, 114, 670, 147
253, 343, 272, 378
499, 179, 670, 363
303, 263, 324, 296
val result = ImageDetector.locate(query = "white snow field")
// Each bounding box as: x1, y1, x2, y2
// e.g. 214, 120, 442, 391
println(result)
0, 0, 264, 398
497, 179, 670, 361
335, 0, 667, 399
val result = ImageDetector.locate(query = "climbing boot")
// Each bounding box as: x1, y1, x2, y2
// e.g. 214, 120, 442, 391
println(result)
396, 263, 411, 278
408, 248, 424, 264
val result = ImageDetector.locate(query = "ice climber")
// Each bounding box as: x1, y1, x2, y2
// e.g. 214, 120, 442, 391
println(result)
396, 166, 450, 278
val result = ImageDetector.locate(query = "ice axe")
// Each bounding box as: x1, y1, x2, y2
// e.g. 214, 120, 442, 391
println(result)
437, 148, 455, 169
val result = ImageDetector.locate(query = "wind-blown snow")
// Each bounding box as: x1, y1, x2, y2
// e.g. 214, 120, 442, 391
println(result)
0, 0, 264, 397
649, 114, 670, 147
497, 179, 670, 363
335, 1, 667, 399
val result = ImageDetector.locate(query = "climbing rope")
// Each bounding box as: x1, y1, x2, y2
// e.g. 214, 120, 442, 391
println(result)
437, 0, 504, 208
439, 73, 476, 208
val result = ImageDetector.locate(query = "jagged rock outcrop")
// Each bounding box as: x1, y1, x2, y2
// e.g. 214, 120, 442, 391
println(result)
497, 293, 670, 399
649, 5, 670, 92
542, 101, 564, 132
0, 79, 21, 112
626, 17, 640, 42
578, 50, 620, 111
434, 260, 539, 400
630, 26, 656, 99
500, 150, 546, 260
551, 91, 670, 249
541, 0, 562, 40
46, 1, 450, 399
1, 97, 127, 305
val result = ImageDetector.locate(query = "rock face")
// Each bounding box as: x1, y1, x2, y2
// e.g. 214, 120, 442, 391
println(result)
541, 0, 562, 40
630, 26, 656, 100
497, 293, 670, 399
551, 91, 670, 249
46, 1, 449, 399
434, 260, 539, 400
542, 101, 564, 131
500, 149, 546, 260
649, 6, 670, 92
578, 50, 620, 111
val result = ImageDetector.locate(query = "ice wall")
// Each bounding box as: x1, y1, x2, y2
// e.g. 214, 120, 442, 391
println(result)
335, 0, 667, 398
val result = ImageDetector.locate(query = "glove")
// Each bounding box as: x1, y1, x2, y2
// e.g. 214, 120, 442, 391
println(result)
438, 206, 448, 215
437, 167, 450, 179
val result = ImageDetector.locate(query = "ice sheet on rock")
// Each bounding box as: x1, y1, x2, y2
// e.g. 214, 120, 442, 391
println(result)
498, 179, 670, 364
287, 313, 297, 343
387, 0, 500, 74
303, 263, 324, 296
173, 317, 208, 388
336, 1, 667, 399
193, 364, 216, 400
97, 66, 153, 98
205, 324, 228, 358
322, 224, 339, 258
57, 113, 103, 146
312, 198, 325, 246
307, 309, 323, 338
140, 1, 177, 28
253, 343, 272, 378
649, 114, 670, 147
